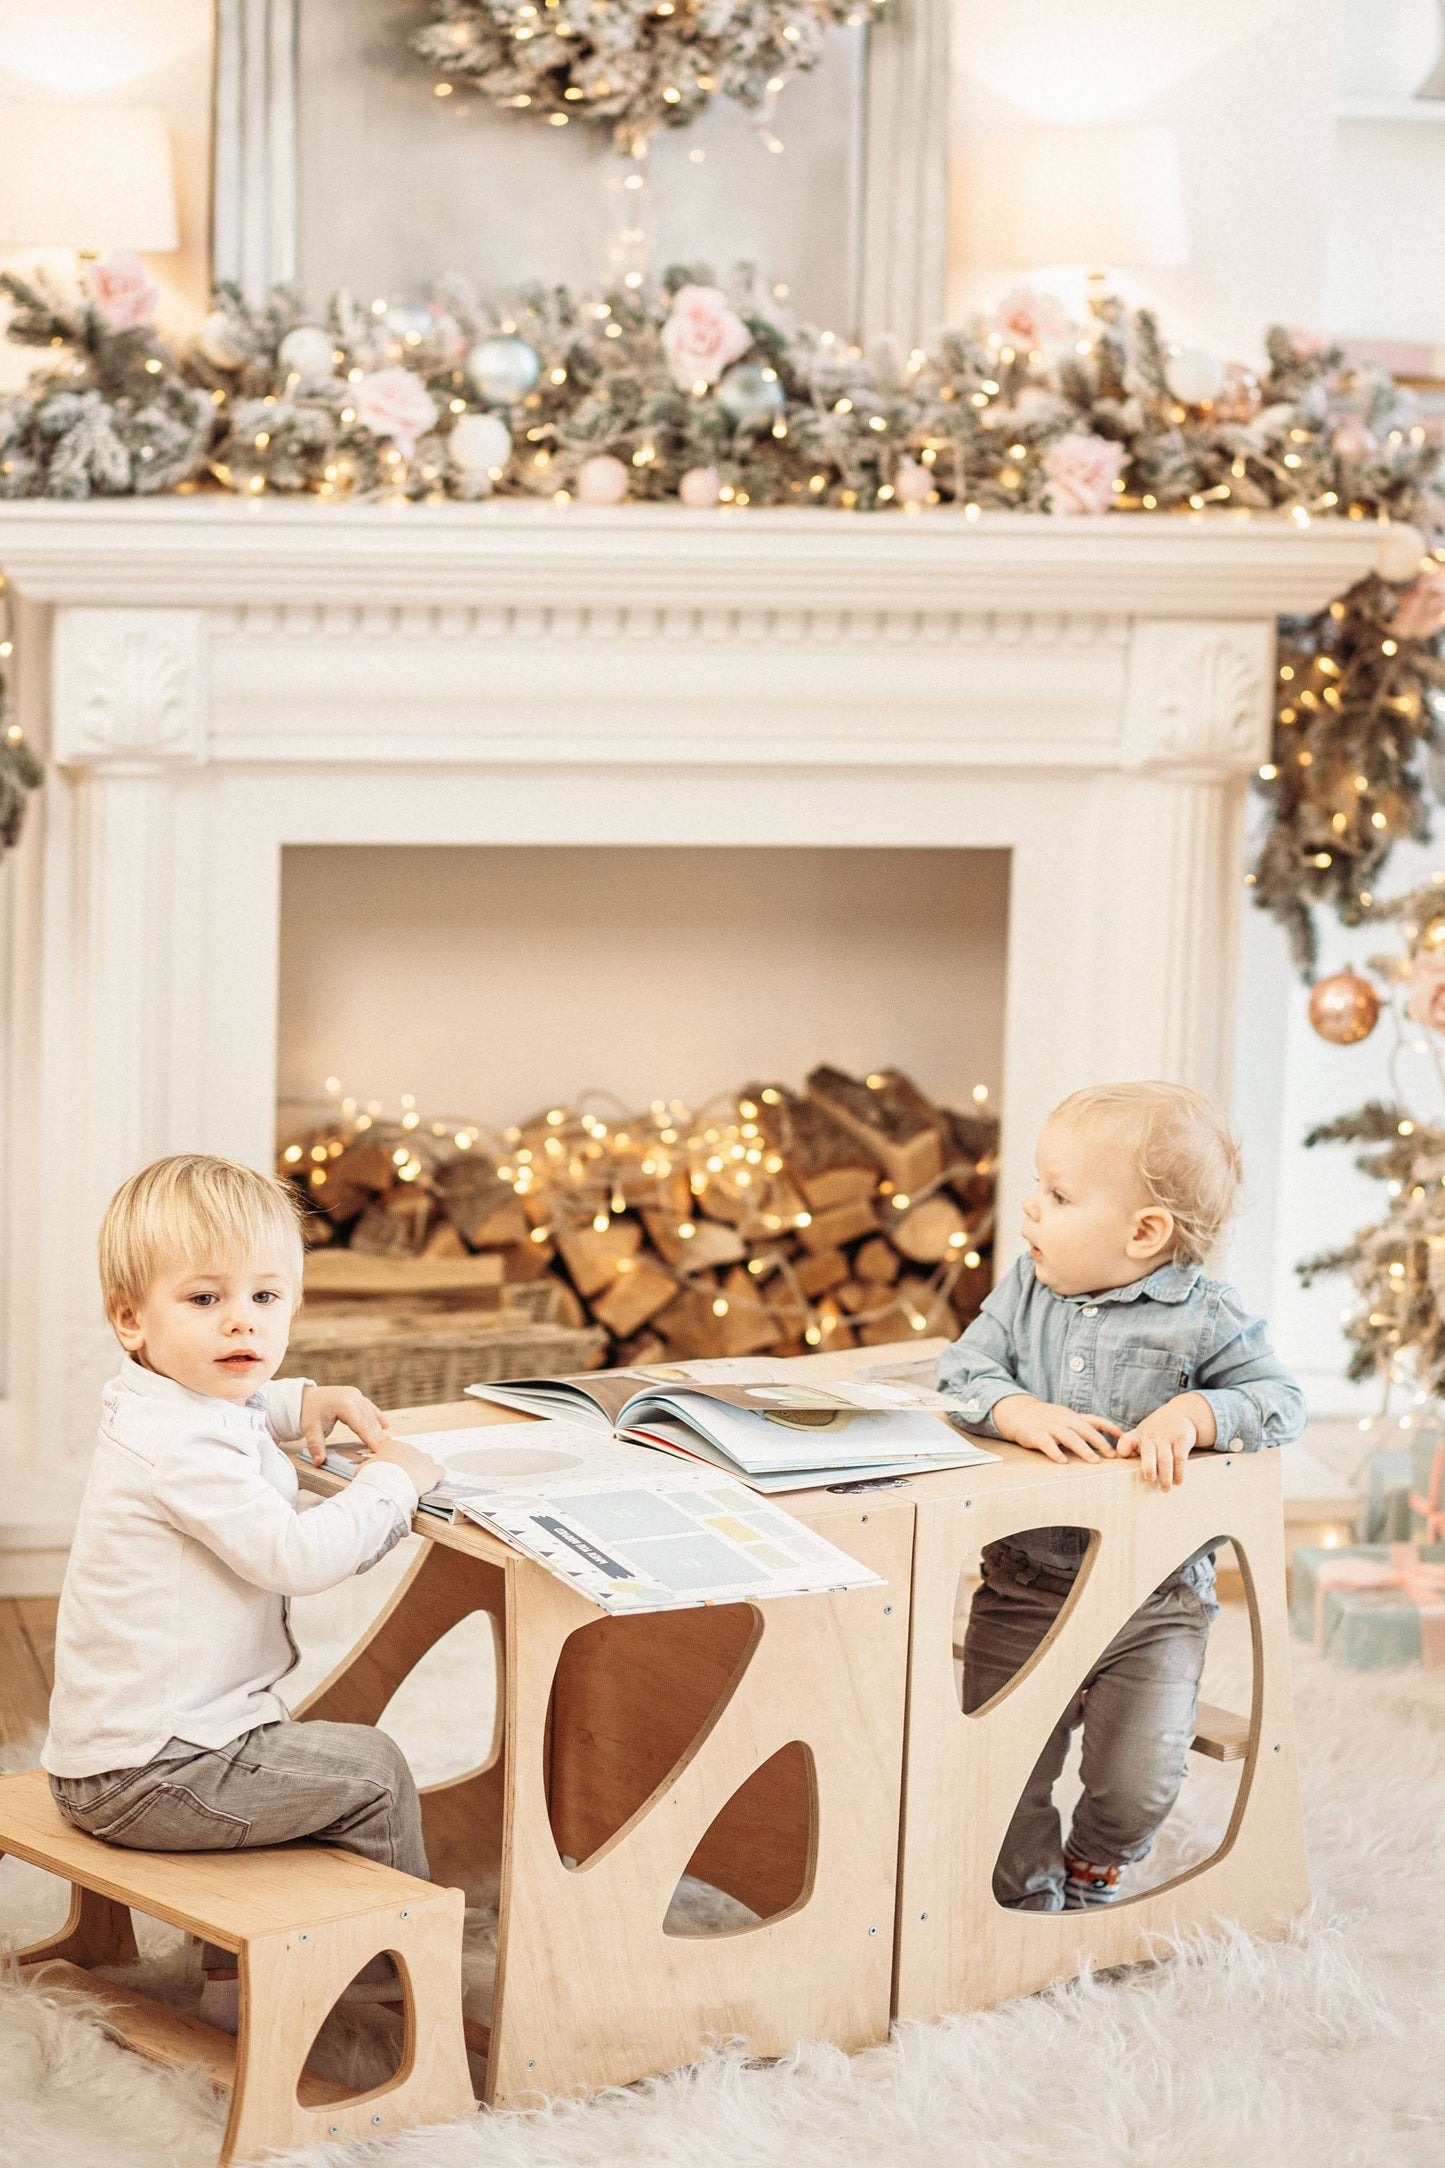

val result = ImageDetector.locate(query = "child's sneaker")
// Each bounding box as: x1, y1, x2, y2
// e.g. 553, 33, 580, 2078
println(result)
1063, 1855, 1120, 1908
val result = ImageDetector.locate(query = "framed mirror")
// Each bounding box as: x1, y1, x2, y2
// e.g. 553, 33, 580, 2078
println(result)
211, 0, 949, 340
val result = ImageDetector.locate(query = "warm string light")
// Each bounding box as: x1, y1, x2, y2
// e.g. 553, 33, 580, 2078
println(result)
279, 1076, 995, 1352
409, 0, 881, 149
0, 571, 42, 853
1251, 570, 1445, 969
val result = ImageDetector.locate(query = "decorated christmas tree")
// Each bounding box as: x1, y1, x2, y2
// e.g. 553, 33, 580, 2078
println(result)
1299, 874, 1445, 1393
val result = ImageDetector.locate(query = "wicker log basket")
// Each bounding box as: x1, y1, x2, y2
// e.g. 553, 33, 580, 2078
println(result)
281, 1275, 604, 1407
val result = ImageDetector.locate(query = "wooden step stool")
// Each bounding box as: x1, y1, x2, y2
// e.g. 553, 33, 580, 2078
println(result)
0, 1770, 475, 2164
901, 1447, 1310, 2019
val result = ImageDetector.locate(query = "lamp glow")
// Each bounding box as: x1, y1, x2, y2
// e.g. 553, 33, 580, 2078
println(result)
0, 103, 178, 252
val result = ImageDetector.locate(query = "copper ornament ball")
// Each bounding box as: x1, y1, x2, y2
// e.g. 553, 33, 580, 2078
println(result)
1307, 969, 1380, 1044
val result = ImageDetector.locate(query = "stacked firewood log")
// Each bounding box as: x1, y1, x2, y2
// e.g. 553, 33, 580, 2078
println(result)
280, 1065, 997, 1369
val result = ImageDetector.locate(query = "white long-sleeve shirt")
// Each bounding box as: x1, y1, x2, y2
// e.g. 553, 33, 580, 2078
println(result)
42, 1357, 419, 1779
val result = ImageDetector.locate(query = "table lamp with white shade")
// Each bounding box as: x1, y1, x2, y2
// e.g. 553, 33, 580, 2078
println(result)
956, 121, 1189, 294
0, 103, 179, 256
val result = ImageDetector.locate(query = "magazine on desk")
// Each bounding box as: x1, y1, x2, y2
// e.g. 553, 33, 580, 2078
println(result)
318, 1420, 885, 1616
466, 1355, 999, 1493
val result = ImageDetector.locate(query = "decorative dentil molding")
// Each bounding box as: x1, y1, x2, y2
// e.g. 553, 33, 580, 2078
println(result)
212, 600, 1132, 652
52, 610, 209, 769
1121, 620, 1274, 775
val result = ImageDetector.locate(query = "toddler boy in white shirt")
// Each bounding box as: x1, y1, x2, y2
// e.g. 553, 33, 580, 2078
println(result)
42, 1153, 444, 2029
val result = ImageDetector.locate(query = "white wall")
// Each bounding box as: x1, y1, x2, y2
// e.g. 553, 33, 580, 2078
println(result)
276, 844, 1010, 1133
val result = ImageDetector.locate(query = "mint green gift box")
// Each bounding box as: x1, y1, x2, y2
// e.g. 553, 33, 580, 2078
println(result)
1291, 1543, 1445, 1670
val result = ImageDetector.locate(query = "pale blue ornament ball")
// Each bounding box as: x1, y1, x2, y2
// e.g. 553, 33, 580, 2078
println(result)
465, 334, 541, 405
715, 363, 785, 423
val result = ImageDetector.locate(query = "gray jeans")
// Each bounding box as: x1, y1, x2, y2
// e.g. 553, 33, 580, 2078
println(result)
50, 1718, 428, 1972
961, 1553, 1211, 1911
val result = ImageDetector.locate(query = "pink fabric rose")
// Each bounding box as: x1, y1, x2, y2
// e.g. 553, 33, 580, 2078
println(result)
1043, 433, 1128, 515
353, 368, 438, 459
1392, 570, 1445, 642
992, 285, 1070, 354
1407, 948, 1445, 1032
85, 252, 158, 334
661, 284, 751, 391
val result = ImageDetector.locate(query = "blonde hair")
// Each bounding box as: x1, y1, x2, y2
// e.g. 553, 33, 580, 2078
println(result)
99, 1154, 304, 1316
1049, 1080, 1242, 1265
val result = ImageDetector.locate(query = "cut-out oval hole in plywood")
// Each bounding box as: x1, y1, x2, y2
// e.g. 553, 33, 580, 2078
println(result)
378, 1610, 500, 1790
545, 1602, 762, 1870
961, 1529, 1255, 1914
292, 1950, 408, 2104
952, 1526, 1098, 1718
665, 1739, 818, 1936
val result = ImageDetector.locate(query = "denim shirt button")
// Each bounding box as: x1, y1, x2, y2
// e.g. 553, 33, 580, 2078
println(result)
1069, 1355, 1085, 1373
1082, 1305, 1098, 1317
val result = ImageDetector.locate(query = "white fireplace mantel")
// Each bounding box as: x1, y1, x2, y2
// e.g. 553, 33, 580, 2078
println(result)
0, 500, 1392, 1571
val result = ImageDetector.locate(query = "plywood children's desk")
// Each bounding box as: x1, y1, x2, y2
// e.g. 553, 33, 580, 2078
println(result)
301, 1342, 1307, 2102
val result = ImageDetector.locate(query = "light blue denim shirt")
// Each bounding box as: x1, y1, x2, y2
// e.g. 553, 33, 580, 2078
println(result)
936, 1253, 1305, 1588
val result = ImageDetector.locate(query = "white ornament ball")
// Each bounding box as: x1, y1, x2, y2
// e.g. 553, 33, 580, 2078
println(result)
679, 466, 721, 508
278, 325, 338, 385
1378, 521, 1429, 582
893, 457, 933, 506
575, 454, 629, 506
1164, 346, 1226, 407
196, 308, 248, 370
465, 334, 540, 405
448, 412, 512, 485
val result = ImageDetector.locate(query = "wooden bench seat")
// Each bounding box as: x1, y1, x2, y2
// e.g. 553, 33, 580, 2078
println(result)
0, 1769, 475, 2164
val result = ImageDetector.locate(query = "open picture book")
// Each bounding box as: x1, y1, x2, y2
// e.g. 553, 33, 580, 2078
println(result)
317, 1420, 885, 1616
465, 1354, 998, 1493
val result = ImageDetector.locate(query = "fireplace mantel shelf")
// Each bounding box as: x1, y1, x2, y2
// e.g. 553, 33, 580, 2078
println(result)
0, 498, 1398, 617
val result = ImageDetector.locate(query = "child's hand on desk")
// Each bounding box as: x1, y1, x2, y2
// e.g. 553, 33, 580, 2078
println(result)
1117, 1395, 1214, 1492
365, 1433, 446, 1497
298, 1384, 391, 1467
993, 1395, 1122, 1464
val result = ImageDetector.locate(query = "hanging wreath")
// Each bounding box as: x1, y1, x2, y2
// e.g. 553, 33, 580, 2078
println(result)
410, 0, 885, 150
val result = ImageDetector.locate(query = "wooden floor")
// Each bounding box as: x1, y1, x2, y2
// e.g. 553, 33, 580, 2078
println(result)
0, 1598, 57, 1748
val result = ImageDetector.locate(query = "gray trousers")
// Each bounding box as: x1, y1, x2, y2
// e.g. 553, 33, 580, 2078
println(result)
50, 1718, 428, 1972
961, 1559, 1211, 1912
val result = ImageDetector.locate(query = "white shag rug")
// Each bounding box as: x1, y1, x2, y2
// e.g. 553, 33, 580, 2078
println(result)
3, 1540, 1442, 2168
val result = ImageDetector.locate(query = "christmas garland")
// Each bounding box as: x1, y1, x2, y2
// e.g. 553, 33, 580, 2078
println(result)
2, 254, 1444, 935
410, 0, 884, 150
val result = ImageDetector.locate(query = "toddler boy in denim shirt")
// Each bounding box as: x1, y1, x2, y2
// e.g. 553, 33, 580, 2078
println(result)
937, 1080, 1303, 1912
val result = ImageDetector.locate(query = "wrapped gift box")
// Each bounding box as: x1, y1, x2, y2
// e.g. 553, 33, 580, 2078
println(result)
1363, 1434, 1445, 1543
1291, 1542, 1445, 1670
1363, 1443, 1418, 1542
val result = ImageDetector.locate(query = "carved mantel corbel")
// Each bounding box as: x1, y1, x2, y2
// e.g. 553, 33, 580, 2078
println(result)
1121, 619, 1275, 778
52, 609, 209, 771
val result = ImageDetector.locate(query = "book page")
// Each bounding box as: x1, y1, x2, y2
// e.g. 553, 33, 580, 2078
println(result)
326, 1423, 883, 1614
